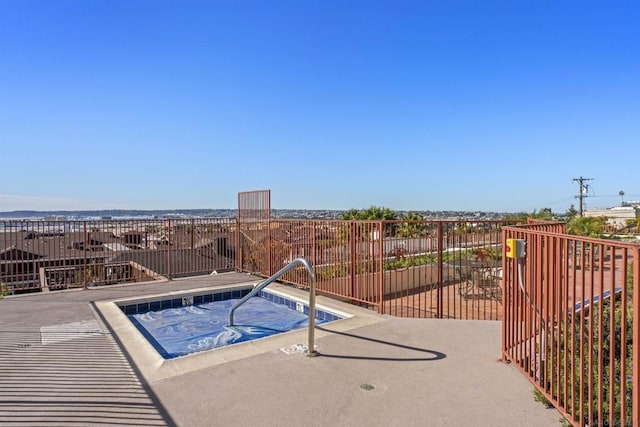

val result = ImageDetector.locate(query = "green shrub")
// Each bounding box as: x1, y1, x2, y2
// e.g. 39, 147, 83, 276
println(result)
536, 261, 635, 425
533, 389, 554, 408
0, 282, 10, 299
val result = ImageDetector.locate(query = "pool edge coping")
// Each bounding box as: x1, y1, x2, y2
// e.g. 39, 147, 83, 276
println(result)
94, 281, 385, 383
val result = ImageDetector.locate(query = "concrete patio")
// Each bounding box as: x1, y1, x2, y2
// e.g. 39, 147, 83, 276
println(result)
0, 273, 562, 426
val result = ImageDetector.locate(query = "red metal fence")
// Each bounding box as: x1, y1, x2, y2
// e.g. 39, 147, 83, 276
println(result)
1, 218, 236, 292
2, 216, 514, 320
238, 189, 271, 274
243, 218, 515, 320
502, 224, 640, 426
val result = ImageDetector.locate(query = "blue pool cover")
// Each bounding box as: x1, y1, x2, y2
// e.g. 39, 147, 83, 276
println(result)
128, 296, 328, 359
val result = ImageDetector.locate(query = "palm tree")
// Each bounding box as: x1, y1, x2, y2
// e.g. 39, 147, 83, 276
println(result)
338, 206, 398, 241
398, 211, 425, 238
340, 206, 397, 220
340, 208, 361, 220
619, 190, 625, 205
360, 206, 397, 221
567, 216, 605, 238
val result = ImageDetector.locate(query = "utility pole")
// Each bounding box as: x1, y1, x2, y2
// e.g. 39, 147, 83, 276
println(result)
571, 176, 593, 216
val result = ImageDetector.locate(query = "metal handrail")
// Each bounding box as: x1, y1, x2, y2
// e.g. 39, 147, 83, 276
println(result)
228, 257, 318, 357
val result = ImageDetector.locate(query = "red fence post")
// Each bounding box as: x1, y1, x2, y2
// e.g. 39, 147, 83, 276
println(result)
350, 221, 356, 304
633, 247, 640, 426
83, 221, 87, 289
235, 217, 241, 272
167, 219, 171, 280
501, 227, 507, 361
436, 221, 444, 319
378, 221, 384, 314
268, 217, 272, 276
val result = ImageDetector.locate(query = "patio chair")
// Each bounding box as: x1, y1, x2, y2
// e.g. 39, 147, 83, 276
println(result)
572, 242, 600, 270
477, 267, 502, 302
457, 266, 475, 299
458, 248, 501, 302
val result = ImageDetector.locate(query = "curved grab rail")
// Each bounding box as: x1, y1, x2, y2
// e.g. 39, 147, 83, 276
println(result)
228, 257, 318, 357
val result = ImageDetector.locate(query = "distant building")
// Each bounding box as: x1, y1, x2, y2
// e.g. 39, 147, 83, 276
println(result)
1, 226, 236, 294
584, 205, 639, 228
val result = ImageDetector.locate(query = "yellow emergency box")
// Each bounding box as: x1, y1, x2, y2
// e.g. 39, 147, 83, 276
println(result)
505, 238, 525, 258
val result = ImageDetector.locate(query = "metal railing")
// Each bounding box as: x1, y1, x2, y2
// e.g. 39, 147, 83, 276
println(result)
246, 219, 515, 320
2, 217, 517, 319
1, 218, 237, 292
502, 224, 640, 426
229, 257, 318, 357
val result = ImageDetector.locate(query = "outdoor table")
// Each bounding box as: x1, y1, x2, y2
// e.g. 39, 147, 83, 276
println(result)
451, 258, 502, 302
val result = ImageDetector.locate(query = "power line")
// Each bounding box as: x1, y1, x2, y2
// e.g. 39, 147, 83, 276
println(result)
543, 197, 576, 208
571, 177, 593, 216
589, 194, 640, 198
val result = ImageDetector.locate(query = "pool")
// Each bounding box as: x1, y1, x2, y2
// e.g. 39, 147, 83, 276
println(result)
122, 287, 342, 359
94, 279, 381, 382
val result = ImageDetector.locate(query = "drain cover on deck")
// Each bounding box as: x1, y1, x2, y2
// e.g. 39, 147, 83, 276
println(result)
280, 343, 308, 355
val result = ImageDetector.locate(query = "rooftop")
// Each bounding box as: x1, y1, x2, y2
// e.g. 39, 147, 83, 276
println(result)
0, 273, 561, 426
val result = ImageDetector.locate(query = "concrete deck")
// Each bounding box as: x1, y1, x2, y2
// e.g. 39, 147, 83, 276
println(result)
0, 273, 562, 426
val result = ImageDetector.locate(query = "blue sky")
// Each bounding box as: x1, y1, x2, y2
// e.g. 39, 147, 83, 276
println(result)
1, 1, 638, 213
